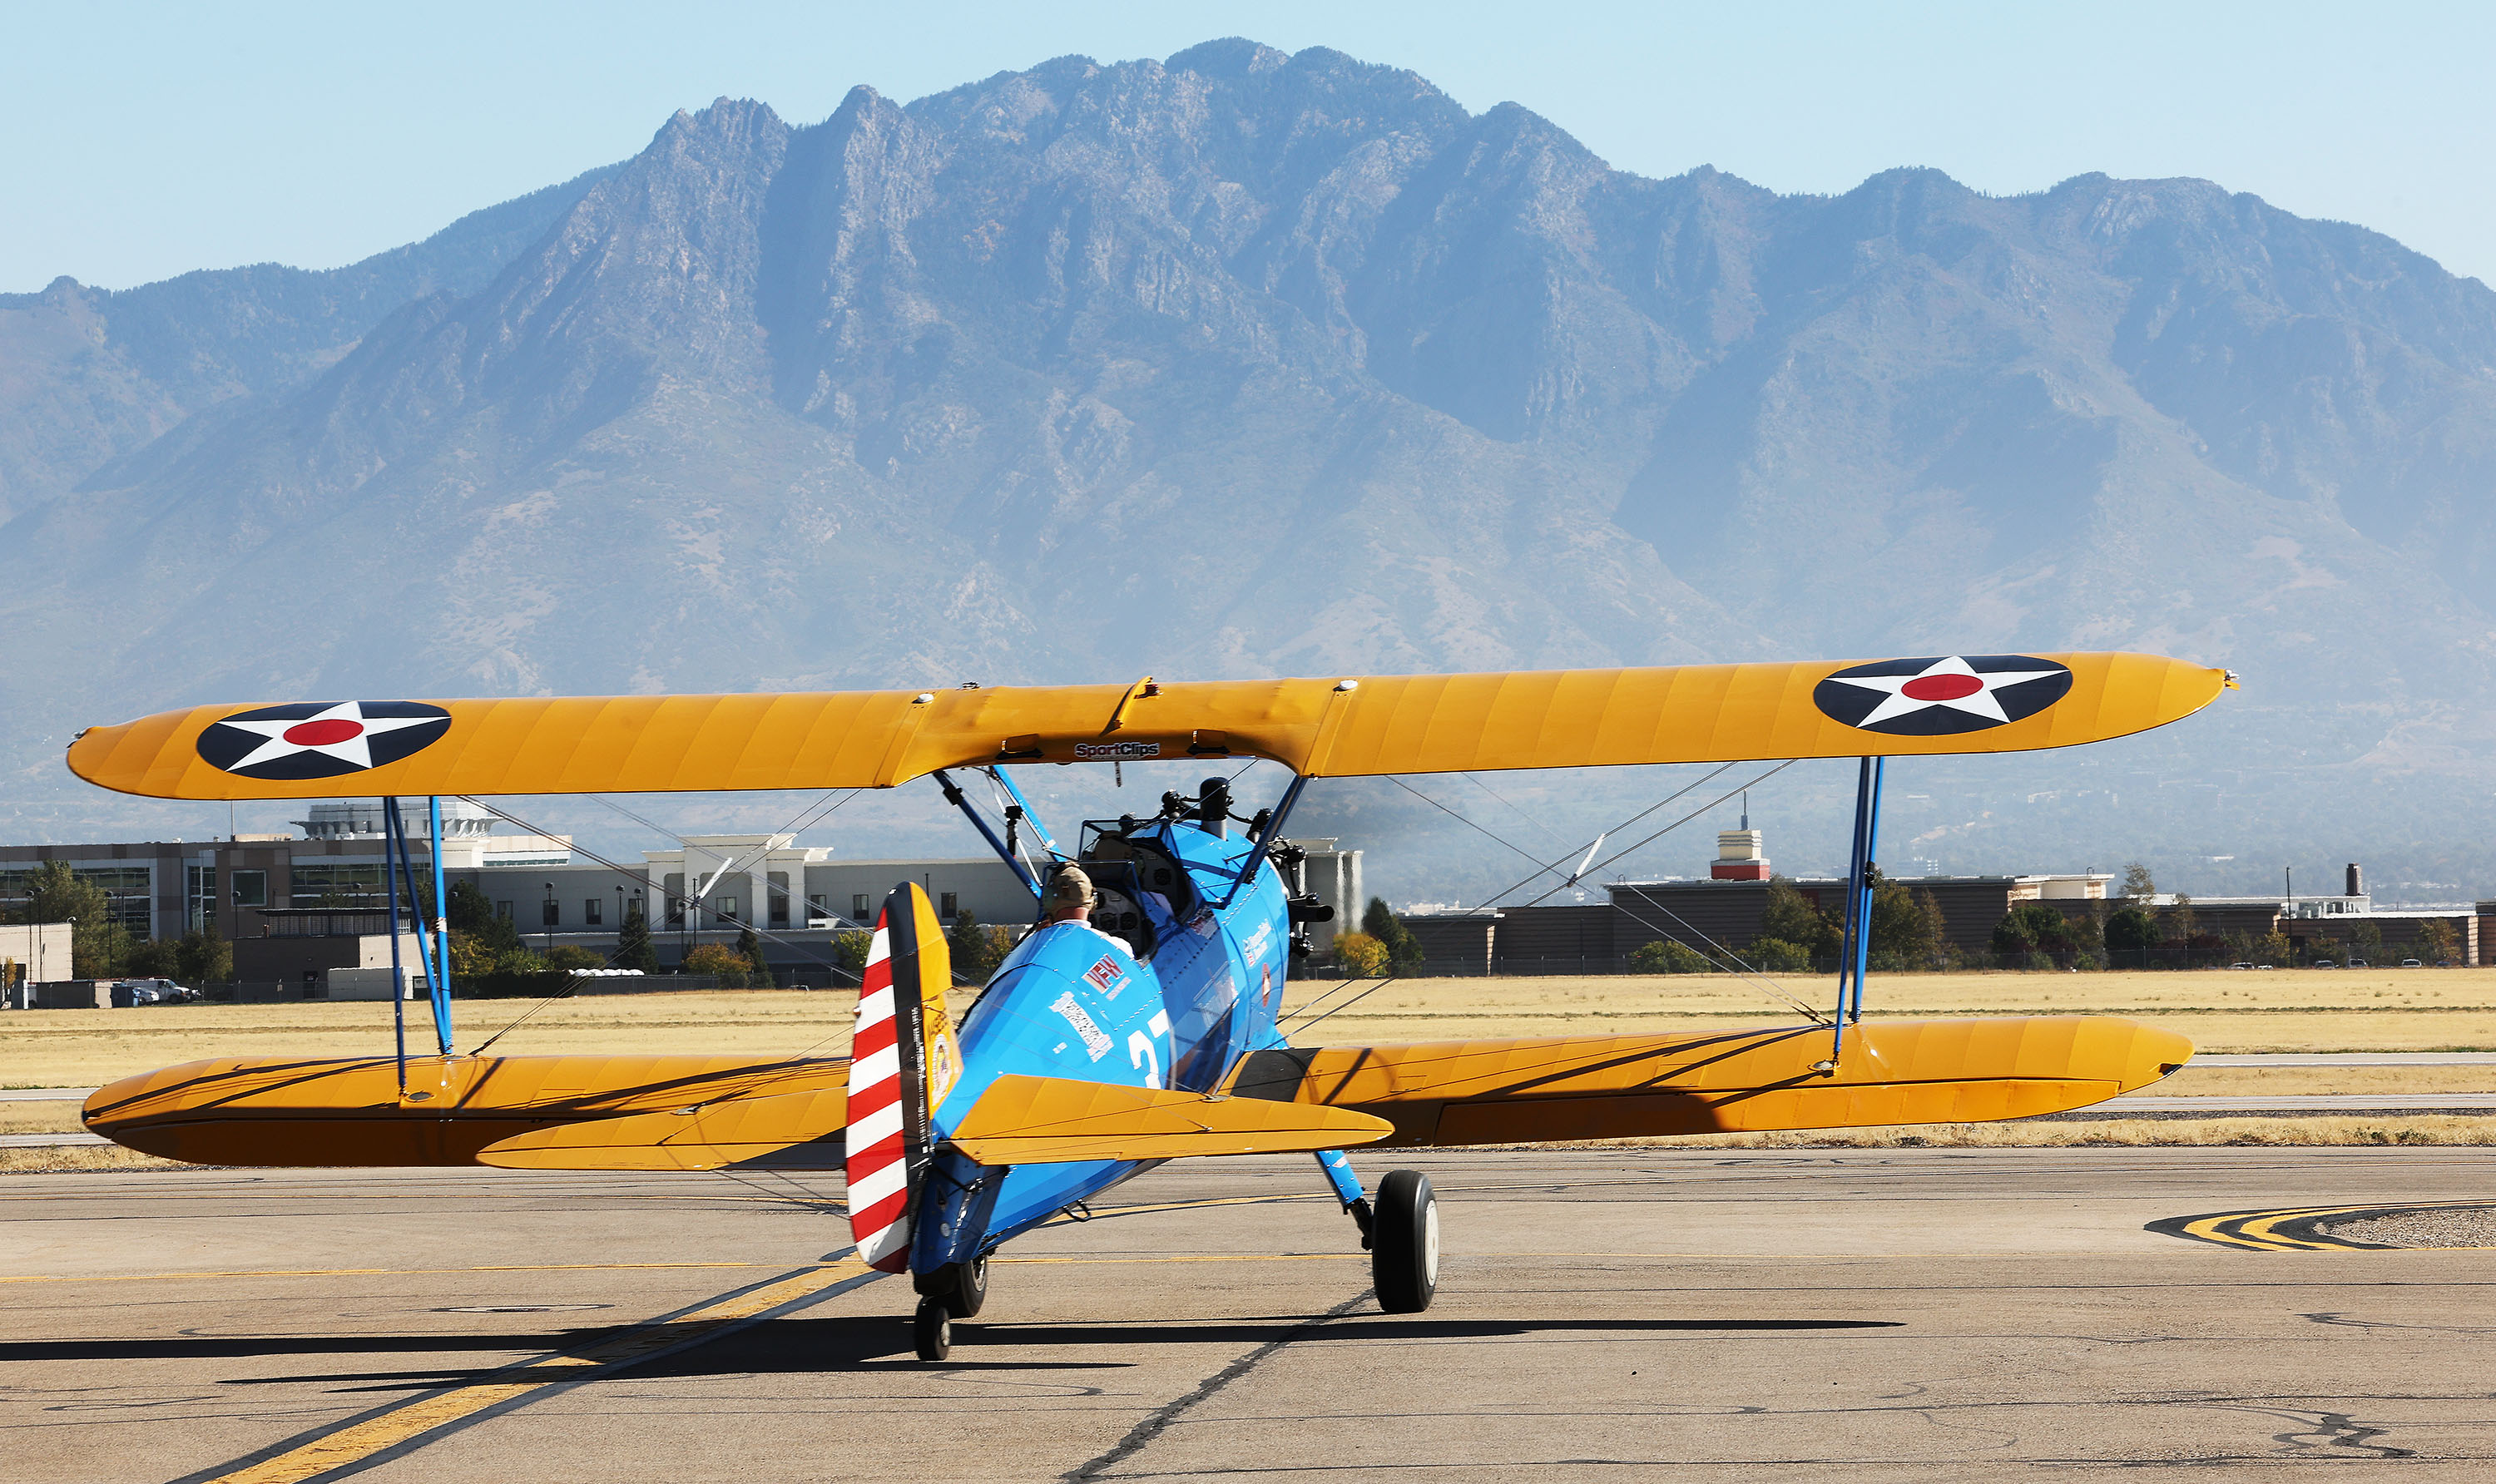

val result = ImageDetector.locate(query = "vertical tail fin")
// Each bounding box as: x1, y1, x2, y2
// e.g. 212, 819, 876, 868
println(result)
845, 883, 960, 1272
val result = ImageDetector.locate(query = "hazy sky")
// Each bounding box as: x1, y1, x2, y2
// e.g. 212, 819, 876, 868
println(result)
7, 1, 2490, 294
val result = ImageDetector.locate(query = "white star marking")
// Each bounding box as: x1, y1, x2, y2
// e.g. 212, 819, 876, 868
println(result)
215, 701, 440, 773
1825, 655, 2063, 729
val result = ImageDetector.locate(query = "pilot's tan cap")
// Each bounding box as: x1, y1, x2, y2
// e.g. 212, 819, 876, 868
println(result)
1049, 866, 1096, 912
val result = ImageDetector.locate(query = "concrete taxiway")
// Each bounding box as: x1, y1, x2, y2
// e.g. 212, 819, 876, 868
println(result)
4, 1148, 2495, 1481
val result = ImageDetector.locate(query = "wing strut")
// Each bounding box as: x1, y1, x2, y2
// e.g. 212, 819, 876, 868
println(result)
933, 769, 1042, 904
1830, 757, 1886, 1066
381, 797, 452, 1059
1219, 773, 1308, 908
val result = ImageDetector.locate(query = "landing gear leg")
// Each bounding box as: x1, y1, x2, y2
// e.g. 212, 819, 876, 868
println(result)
1371, 1170, 1438, 1313
1313, 1147, 1371, 1246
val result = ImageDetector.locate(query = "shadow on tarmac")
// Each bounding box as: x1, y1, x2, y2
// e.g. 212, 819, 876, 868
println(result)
12, 1312, 1901, 1392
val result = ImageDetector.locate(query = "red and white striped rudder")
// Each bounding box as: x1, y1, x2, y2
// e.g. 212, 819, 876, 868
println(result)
845, 883, 958, 1272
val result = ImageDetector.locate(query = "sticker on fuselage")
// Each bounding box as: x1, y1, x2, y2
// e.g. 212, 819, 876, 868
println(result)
1074, 740, 1161, 760
1083, 954, 1124, 996
1241, 920, 1274, 966
1051, 991, 1113, 1061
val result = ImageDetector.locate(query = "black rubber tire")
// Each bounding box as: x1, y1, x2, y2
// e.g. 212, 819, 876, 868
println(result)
948, 1256, 989, 1318
1370, 1170, 1439, 1313
914, 1298, 953, 1362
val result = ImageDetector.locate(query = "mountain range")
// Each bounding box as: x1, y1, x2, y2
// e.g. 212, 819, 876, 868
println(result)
4, 38, 2492, 903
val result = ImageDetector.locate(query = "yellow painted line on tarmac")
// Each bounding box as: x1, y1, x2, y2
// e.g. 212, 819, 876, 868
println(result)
196, 1258, 877, 1484
0, 1260, 770, 1286
2157, 1198, 2496, 1252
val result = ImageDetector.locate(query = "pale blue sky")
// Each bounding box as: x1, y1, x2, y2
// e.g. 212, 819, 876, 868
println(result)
7, 1, 2490, 294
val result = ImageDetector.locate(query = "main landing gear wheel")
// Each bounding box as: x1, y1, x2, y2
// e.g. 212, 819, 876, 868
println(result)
914, 1298, 953, 1362
914, 1256, 988, 1320
1371, 1169, 1438, 1313
945, 1255, 989, 1318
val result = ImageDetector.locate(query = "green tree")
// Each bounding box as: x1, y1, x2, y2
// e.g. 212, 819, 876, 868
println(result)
545, 943, 607, 972
2121, 862, 2156, 905
17, 861, 129, 978
1865, 872, 1945, 967
2347, 919, 2385, 961
2421, 919, 2461, 964
612, 901, 661, 972
1746, 937, 1813, 973
1627, 938, 1713, 974
682, 942, 750, 987
123, 937, 182, 977
448, 879, 523, 955
174, 929, 232, 985
2167, 894, 2197, 944
1361, 898, 1426, 974
1760, 878, 1841, 960
1992, 903, 2096, 965
2103, 906, 2160, 955
829, 928, 872, 984
944, 909, 1008, 984
735, 925, 775, 987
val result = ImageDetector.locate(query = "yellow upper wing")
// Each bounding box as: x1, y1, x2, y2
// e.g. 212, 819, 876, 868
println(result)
66, 653, 2229, 800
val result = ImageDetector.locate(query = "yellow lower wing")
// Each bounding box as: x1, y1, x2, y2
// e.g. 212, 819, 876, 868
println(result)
943, 1074, 1394, 1165
477, 1086, 849, 1170
82, 1054, 847, 1167
1229, 1015, 2191, 1145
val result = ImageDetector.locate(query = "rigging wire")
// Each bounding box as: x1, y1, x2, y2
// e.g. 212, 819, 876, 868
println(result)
1504, 761, 1798, 912
1468, 762, 1743, 910
1369, 758, 1817, 1023
1461, 772, 1569, 848
1281, 975, 1400, 1036
1388, 776, 1553, 871
453, 794, 864, 1056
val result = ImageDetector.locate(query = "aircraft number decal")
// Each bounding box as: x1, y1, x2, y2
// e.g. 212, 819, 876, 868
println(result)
1128, 1010, 1172, 1090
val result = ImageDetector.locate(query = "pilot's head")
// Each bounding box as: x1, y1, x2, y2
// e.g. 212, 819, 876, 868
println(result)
1046, 865, 1096, 923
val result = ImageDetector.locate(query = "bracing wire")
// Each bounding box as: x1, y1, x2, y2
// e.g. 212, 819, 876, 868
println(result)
1461, 772, 1570, 848
1469, 762, 1743, 910
1389, 776, 1552, 872
1282, 976, 1399, 1036
1369, 758, 1815, 1023
1505, 760, 1797, 912
454, 794, 863, 1056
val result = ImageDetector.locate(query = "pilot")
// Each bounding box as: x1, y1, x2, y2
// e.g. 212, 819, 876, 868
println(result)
1043, 865, 1097, 927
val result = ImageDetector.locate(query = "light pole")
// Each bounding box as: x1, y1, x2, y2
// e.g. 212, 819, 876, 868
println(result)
542, 882, 555, 954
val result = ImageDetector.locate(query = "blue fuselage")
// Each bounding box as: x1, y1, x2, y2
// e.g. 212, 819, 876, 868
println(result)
920, 817, 1290, 1254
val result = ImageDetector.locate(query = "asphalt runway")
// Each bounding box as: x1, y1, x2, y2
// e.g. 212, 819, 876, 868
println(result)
6, 1148, 2496, 1482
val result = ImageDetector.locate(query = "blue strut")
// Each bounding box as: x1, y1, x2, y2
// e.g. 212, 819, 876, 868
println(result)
428, 797, 453, 1054
1831, 756, 1885, 1064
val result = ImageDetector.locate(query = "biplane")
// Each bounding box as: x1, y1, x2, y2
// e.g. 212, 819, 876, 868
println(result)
69, 654, 2222, 1360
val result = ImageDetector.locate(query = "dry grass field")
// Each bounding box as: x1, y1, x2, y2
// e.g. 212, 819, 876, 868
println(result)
6, 967, 2494, 1165
1279, 965, 2496, 1053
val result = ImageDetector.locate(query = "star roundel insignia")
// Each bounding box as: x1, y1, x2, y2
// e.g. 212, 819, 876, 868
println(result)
1813, 655, 2073, 736
196, 700, 453, 780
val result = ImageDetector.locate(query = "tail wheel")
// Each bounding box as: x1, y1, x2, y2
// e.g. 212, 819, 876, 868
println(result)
1370, 1169, 1439, 1313
914, 1298, 953, 1362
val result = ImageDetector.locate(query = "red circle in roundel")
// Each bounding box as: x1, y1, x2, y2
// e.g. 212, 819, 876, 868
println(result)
283, 719, 366, 745
1900, 673, 1984, 702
